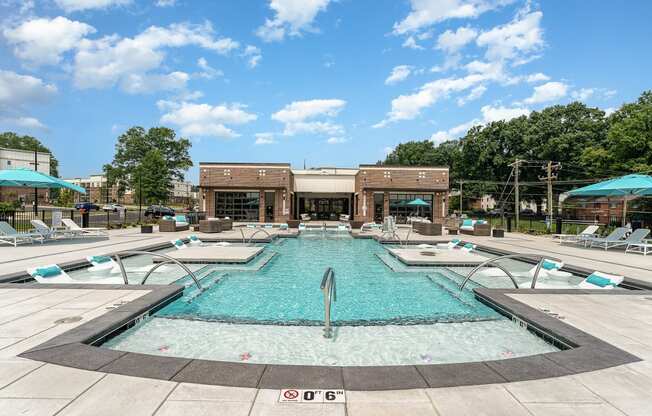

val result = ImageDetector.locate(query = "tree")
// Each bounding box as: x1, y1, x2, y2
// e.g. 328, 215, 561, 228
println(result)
0, 132, 59, 177
105, 126, 192, 204
56, 188, 75, 207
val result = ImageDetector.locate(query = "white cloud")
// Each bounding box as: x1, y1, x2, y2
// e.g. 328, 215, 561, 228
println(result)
0, 116, 47, 130
525, 72, 549, 83
603, 107, 616, 116
476, 11, 544, 63
385, 65, 413, 85
160, 101, 257, 138
384, 146, 395, 155
456, 85, 486, 106
121, 71, 189, 94
256, 0, 331, 42
430, 104, 529, 144
73, 22, 238, 92
3, 17, 95, 66
272, 98, 346, 137
436, 26, 477, 53
196, 57, 223, 79
523, 81, 568, 104
155, 0, 176, 6
393, 0, 513, 35
402, 36, 424, 50
0, 70, 57, 109
242, 45, 262, 68
571, 88, 594, 101
255, 132, 276, 145
326, 137, 347, 144
54, 0, 131, 13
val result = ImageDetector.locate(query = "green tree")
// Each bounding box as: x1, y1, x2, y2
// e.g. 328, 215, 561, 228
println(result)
0, 132, 59, 177
105, 126, 192, 204
56, 189, 75, 207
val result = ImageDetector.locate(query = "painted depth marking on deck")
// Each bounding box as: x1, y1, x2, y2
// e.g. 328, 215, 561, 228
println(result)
279, 389, 345, 403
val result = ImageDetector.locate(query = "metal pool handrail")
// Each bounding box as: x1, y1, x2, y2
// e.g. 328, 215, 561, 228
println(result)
320, 267, 336, 339
458, 253, 563, 291
113, 251, 203, 291
247, 228, 272, 245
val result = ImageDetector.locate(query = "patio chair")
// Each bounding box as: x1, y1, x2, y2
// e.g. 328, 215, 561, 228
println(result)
62, 219, 108, 237
589, 227, 647, 250
30, 219, 69, 240
553, 225, 600, 244
581, 227, 628, 249
0, 221, 42, 246
300, 213, 311, 222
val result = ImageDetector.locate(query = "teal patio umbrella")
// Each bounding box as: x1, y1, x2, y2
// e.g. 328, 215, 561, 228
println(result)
567, 174, 652, 225
0, 168, 86, 212
407, 198, 430, 217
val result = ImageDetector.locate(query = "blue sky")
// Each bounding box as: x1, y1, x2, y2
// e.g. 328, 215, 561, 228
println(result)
1, 0, 651, 182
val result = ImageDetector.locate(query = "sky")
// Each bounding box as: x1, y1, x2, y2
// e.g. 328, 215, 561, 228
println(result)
1, 0, 651, 183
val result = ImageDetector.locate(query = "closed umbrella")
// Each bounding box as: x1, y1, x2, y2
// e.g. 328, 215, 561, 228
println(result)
567, 174, 652, 226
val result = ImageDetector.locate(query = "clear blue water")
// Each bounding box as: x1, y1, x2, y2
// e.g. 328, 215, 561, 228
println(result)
157, 235, 501, 325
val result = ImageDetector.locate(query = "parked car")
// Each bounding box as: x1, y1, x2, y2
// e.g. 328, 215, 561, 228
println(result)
74, 202, 100, 211
102, 203, 124, 212
520, 208, 536, 216
144, 205, 175, 218
488, 208, 504, 216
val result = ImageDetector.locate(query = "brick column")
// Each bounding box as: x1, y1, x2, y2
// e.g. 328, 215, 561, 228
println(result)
383, 191, 390, 219
434, 192, 442, 221
259, 190, 265, 222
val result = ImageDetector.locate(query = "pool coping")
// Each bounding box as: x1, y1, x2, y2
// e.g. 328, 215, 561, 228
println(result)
8, 282, 644, 391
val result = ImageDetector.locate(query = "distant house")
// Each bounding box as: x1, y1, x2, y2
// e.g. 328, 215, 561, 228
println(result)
0, 147, 51, 204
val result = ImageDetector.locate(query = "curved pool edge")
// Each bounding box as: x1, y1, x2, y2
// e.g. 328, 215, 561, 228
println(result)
10, 282, 643, 391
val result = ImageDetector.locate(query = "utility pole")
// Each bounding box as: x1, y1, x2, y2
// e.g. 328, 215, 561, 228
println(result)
511, 159, 520, 230
539, 161, 561, 230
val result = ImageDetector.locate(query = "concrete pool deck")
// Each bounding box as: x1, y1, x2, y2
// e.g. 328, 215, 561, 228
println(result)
1, 286, 651, 415
158, 246, 264, 264
387, 247, 487, 266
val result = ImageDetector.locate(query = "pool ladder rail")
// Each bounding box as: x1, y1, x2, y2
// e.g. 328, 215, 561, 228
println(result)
112, 251, 203, 292
321, 267, 336, 339
458, 253, 564, 291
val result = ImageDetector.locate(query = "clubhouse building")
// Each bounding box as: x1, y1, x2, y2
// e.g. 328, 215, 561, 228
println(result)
199, 162, 449, 224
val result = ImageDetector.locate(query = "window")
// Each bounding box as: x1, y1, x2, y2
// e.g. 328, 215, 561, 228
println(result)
215, 192, 260, 221
388, 193, 433, 221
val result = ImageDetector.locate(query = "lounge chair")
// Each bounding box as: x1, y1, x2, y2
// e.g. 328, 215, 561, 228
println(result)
0, 221, 42, 246
279, 223, 289, 230
171, 239, 188, 249
578, 271, 624, 289
300, 213, 311, 222
588, 227, 643, 250
27, 264, 75, 283
553, 225, 600, 244
30, 219, 69, 240
62, 219, 108, 237
460, 243, 476, 253
160, 215, 190, 232
298, 223, 306, 231
86, 255, 117, 272
435, 239, 462, 250
360, 222, 380, 232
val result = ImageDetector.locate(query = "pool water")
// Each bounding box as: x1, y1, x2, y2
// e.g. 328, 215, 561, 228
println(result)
103, 235, 562, 365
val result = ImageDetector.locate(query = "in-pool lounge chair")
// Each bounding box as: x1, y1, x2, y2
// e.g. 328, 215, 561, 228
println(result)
62, 219, 108, 237
171, 239, 188, 250
27, 265, 75, 283
553, 225, 599, 244
86, 255, 117, 272
0, 221, 42, 246
186, 235, 231, 247
578, 271, 624, 289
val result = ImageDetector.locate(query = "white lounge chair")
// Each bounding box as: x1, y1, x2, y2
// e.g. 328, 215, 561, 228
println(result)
27, 264, 75, 283
62, 219, 108, 237
578, 271, 624, 289
171, 239, 188, 250
0, 221, 42, 246
460, 243, 476, 253
552, 225, 599, 244
30, 219, 69, 240
589, 228, 648, 250
86, 255, 117, 272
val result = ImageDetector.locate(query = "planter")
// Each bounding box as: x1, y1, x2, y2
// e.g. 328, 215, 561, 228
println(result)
492, 228, 505, 238
350, 221, 365, 229
141, 225, 153, 234
287, 220, 300, 228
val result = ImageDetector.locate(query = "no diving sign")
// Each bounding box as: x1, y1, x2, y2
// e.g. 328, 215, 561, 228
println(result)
279, 389, 345, 403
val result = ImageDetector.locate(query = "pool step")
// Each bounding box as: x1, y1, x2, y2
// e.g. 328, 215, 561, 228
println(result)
183, 272, 228, 303
426, 273, 479, 309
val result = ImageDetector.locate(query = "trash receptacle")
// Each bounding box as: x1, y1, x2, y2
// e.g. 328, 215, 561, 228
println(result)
81, 209, 89, 228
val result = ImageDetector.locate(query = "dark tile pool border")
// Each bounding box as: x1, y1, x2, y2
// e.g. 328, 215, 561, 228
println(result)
7, 282, 644, 391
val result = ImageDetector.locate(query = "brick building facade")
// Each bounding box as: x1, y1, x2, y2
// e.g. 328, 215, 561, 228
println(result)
199, 162, 449, 223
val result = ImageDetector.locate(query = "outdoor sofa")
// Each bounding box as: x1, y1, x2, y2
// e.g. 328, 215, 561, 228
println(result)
459, 219, 491, 236
159, 215, 190, 232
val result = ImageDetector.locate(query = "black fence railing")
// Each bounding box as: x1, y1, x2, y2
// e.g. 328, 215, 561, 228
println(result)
0, 208, 207, 233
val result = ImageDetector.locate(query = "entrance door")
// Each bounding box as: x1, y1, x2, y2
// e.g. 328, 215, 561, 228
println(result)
265, 192, 275, 222
374, 193, 384, 223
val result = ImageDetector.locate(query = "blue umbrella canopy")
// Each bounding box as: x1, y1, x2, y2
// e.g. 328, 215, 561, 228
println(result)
407, 198, 430, 206
0, 169, 86, 194
568, 174, 652, 197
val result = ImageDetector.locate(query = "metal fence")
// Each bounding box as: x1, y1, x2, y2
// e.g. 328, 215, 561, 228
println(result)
0, 208, 206, 233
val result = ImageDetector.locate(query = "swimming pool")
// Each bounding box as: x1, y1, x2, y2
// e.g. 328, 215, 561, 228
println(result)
102, 234, 562, 365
